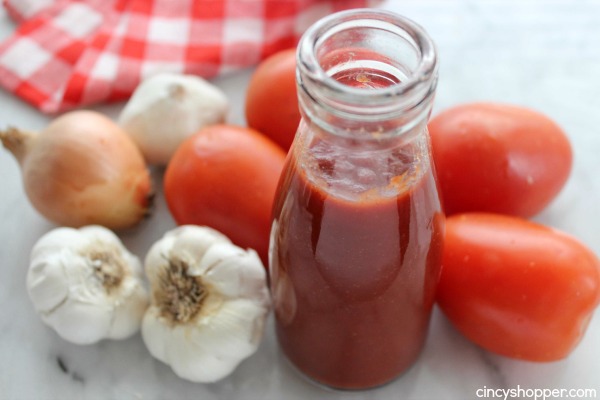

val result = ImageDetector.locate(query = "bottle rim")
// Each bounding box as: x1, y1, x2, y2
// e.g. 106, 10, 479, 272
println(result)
297, 8, 438, 118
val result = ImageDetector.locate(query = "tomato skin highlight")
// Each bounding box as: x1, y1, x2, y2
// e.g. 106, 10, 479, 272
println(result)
429, 103, 573, 218
437, 213, 600, 362
164, 125, 286, 266
245, 48, 300, 151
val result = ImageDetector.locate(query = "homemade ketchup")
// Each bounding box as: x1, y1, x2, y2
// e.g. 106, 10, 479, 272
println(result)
269, 9, 443, 390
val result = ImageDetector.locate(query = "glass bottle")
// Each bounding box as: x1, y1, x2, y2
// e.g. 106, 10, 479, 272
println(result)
269, 9, 444, 390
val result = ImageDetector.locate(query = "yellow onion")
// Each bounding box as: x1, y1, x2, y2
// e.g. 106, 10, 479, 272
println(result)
1, 110, 153, 229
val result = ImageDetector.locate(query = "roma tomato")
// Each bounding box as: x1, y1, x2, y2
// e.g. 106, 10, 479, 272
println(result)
437, 213, 600, 362
245, 48, 300, 151
429, 103, 572, 218
164, 125, 286, 266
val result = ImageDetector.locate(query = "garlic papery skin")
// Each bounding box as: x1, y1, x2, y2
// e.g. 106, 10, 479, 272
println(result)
26, 226, 149, 345
141, 225, 270, 383
0, 110, 153, 230
118, 73, 229, 165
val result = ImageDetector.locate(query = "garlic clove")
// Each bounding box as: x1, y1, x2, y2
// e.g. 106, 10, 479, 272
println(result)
144, 234, 177, 286
141, 307, 170, 363
27, 257, 70, 314
107, 278, 149, 340
163, 324, 238, 383
190, 299, 268, 359
168, 225, 231, 263
42, 297, 114, 345
169, 348, 239, 384
156, 300, 266, 383
80, 226, 128, 249
199, 244, 268, 300
29, 227, 88, 261
194, 243, 245, 293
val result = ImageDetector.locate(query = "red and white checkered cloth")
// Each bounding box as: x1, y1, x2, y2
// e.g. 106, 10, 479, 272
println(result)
0, 0, 376, 114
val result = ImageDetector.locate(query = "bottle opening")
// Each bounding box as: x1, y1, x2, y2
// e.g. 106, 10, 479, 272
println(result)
298, 9, 438, 127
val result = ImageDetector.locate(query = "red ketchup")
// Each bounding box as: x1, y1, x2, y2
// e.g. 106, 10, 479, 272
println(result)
270, 9, 443, 390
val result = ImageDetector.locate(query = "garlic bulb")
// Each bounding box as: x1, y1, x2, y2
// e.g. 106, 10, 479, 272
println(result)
0, 110, 153, 230
26, 226, 149, 345
141, 226, 270, 383
118, 73, 229, 165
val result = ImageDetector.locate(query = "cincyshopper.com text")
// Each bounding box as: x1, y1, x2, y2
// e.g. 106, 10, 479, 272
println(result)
476, 385, 597, 400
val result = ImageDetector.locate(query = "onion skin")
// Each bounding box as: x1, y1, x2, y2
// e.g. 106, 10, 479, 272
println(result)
1, 110, 153, 229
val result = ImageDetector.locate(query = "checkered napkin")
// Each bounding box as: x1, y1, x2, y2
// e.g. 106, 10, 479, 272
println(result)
0, 0, 375, 114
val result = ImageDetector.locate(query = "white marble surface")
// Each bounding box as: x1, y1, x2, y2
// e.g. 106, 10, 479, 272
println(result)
1, 1, 599, 399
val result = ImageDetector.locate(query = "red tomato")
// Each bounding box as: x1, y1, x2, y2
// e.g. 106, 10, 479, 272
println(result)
164, 125, 286, 266
437, 213, 600, 361
245, 48, 300, 151
429, 103, 572, 218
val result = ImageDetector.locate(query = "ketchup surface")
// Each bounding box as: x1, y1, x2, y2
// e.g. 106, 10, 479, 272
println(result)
270, 133, 444, 389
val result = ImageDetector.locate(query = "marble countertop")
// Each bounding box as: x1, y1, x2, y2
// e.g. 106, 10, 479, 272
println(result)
1, 1, 599, 399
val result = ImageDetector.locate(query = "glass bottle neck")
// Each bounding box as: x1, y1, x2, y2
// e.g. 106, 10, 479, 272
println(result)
296, 9, 438, 143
